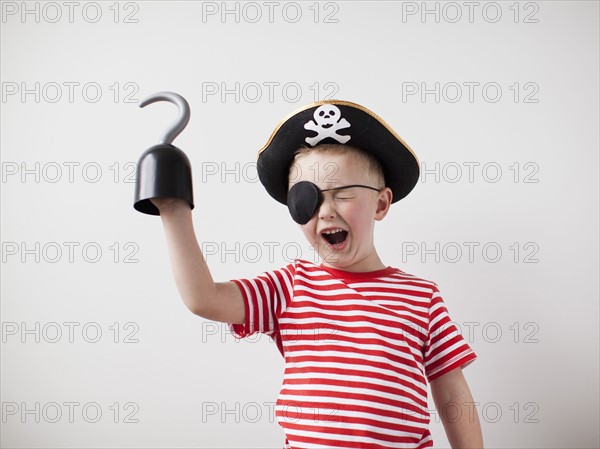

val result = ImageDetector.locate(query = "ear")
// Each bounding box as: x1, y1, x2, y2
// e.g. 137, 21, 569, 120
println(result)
374, 187, 393, 221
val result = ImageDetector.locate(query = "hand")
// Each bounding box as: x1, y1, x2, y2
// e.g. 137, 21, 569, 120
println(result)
150, 197, 189, 213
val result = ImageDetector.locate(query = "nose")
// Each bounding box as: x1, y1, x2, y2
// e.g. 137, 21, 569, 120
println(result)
317, 193, 336, 220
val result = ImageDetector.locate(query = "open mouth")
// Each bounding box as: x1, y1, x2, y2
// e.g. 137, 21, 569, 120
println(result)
321, 229, 348, 246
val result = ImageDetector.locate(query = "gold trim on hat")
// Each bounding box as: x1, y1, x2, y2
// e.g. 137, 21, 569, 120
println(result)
257, 99, 420, 166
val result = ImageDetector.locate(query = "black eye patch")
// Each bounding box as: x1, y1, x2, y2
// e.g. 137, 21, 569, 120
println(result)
287, 181, 383, 225
287, 181, 322, 225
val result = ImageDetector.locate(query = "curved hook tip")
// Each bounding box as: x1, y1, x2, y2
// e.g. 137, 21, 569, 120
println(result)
139, 91, 191, 145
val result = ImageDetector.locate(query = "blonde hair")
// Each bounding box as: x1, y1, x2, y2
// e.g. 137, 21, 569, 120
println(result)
290, 144, 385, 187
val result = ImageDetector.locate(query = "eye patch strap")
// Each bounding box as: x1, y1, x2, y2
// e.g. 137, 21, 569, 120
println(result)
321, 184, 383, 194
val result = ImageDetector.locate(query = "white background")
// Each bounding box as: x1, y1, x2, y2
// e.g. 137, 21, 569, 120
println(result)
1, 1, 598, 448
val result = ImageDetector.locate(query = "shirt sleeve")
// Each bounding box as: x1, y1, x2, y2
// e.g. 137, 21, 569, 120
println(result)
227, 263, 295, 339
423, 283, 477, 382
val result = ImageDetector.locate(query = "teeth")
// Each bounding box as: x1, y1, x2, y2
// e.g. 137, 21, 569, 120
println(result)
322, 229, 345, 234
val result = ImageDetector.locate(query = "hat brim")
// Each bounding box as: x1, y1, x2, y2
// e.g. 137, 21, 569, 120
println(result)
257, 100, 420, 205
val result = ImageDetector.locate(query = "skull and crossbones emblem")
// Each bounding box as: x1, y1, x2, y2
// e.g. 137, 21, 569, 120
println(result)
304, 105, 351, 146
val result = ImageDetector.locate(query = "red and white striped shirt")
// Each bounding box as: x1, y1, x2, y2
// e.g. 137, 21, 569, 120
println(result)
228, 259, 476, 449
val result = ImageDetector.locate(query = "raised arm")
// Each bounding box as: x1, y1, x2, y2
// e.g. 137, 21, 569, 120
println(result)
152, 198, 245, 324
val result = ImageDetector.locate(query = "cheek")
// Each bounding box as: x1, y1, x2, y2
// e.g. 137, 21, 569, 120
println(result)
300, 223, 318, 241
340, 202, 362, 218
343, 203, 374, 230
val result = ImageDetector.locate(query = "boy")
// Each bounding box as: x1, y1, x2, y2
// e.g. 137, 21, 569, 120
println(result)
151, 100, 483, 448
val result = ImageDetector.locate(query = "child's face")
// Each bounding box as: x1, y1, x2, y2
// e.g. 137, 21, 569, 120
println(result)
288, 151, 392, 272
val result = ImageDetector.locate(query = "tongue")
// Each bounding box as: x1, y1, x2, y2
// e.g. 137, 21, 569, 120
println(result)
325, 231, 348, 245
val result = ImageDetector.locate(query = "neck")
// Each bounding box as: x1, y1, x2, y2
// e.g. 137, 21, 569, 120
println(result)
322, 252, 386, 273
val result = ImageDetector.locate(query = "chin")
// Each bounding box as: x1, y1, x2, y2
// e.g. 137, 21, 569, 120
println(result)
321, 251, 347, 265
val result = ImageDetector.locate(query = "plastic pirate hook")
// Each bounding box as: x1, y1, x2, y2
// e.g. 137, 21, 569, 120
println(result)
133, 91, 194, 215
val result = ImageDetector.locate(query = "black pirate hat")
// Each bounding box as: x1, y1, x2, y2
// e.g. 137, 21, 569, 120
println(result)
257, 100, 420, 205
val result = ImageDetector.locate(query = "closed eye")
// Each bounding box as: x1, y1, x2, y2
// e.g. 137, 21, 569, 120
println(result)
323, 185, 370, 201
333, 189, 356, 200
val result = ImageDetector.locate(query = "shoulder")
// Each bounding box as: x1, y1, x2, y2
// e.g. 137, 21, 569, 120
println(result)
289, 258, 324, 275
261, 259, 318, 280
386, 266, 439, 291
383, 268, 448, 311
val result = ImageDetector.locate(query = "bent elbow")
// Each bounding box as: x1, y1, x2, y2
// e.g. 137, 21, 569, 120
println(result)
182, 295, 209, 318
